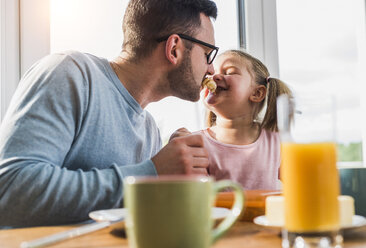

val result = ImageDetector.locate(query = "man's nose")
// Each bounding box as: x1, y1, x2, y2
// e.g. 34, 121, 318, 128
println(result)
207, 63, 214, 75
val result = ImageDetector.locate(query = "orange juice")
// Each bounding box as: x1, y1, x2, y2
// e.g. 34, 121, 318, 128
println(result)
281, 142, 340, 232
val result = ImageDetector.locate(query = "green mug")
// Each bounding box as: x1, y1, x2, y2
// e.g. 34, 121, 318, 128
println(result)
124, 175, 244, 248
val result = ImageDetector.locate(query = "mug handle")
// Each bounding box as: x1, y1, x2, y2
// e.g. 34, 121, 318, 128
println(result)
211, 180, 244, 243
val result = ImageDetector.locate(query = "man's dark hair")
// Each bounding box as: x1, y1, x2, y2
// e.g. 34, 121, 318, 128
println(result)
122, 0, 217, 62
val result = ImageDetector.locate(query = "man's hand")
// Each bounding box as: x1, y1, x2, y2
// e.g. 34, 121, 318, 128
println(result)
152, 134, 209, 175
168, 127, 191, 141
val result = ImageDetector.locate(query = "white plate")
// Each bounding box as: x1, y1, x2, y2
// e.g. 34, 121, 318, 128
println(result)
89, 207, 230, 222
253, 215, 366, 232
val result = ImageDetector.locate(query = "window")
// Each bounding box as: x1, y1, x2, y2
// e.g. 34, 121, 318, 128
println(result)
4, 0, 364, 165
276, 0, 366, 164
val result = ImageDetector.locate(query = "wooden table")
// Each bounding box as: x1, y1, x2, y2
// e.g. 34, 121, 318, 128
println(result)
1, 221, 366, 248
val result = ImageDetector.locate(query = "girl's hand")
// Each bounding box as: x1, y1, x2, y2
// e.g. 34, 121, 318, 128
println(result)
169, 127, 191, 142
152, 133, 209, 176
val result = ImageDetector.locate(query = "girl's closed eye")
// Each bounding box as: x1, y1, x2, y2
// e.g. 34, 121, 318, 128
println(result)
221, 65, 241, 75
225, 69, 239, 75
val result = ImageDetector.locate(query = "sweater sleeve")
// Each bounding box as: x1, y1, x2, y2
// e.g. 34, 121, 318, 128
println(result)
0, 54, 157, 227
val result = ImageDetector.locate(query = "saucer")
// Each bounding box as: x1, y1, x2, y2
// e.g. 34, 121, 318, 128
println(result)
89, 207, 230, 222
253, 215, 366, 232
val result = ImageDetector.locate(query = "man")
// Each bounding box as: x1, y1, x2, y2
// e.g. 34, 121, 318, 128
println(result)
0, 0, 218, 227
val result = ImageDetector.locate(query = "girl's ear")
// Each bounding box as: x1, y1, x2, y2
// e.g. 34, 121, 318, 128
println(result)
165, 35, 184, 65
249, 85, 267, 103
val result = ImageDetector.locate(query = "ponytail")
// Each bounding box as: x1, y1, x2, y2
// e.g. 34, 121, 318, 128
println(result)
261, 78, 293, 132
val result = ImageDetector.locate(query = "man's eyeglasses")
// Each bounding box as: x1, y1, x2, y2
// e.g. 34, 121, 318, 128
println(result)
157, 33, 219, 64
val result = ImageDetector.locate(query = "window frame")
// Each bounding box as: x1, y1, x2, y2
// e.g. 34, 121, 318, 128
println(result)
0, 0, 20, 121
244, 0, 280, 77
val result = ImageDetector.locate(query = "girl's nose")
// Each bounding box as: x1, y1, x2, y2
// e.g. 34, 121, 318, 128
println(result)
213, 74, 223, 82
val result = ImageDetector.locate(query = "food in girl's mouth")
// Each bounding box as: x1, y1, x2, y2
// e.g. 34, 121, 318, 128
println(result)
202, 77, 216, 93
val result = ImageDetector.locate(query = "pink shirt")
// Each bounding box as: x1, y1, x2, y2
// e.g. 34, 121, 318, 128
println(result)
199, 128, 281, 190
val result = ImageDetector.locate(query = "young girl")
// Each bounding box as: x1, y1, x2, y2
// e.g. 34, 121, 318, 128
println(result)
200, 50, 292, 190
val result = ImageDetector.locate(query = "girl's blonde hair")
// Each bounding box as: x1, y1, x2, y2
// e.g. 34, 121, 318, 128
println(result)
207, 49, 293, 132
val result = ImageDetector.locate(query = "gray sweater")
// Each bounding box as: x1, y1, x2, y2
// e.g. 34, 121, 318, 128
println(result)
0, 51, 161, 227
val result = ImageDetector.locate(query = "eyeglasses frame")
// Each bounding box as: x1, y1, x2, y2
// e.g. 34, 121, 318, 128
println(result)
156, 33, 219, 64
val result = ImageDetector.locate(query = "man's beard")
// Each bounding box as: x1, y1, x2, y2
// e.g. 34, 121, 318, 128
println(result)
167, 50, 201, 102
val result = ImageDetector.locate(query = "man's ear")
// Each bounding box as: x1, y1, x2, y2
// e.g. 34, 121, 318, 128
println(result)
249, 85, 267, 102
165, 34, 184, 65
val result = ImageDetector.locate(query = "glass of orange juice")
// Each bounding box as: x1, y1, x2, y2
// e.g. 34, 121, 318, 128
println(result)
277, 94, 342, 248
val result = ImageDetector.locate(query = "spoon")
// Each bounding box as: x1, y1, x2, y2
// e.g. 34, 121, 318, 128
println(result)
20, 216, 124, 248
